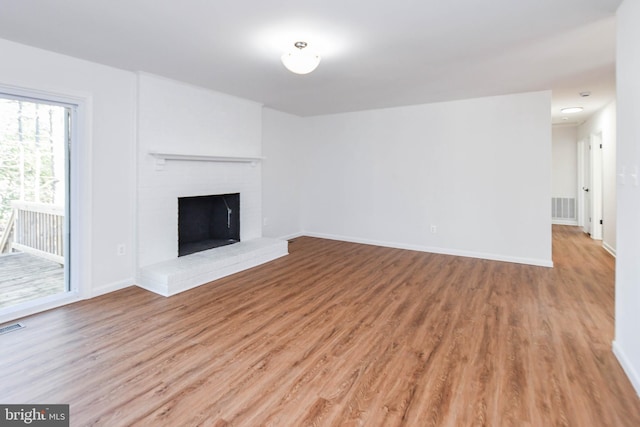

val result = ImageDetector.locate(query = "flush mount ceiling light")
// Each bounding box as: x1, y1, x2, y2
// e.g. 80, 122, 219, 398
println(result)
561, 107, 583, 114
281, 41, 321, 75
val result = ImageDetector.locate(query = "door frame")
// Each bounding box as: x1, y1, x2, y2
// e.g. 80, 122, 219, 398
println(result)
590, 132, 604, 240
577, 139, 589, 232
0, 83, 91, 323
577, 134, 604, 240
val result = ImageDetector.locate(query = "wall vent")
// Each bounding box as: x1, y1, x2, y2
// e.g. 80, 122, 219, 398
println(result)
552, 197, 576, 220
0, 323, 25, 335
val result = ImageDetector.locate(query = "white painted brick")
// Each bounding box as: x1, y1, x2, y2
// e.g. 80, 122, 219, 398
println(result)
138, 159, 263, 267
138, 238, 288, 296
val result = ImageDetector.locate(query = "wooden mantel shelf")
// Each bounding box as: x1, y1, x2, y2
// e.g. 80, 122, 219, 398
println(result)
149, 152, 263, 170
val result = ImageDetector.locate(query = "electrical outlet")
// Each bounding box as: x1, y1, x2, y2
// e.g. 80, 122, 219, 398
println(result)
117, 244, 126, 256
430, 225, 437, 234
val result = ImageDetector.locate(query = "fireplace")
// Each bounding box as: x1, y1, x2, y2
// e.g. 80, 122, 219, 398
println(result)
178, 193, 240, 257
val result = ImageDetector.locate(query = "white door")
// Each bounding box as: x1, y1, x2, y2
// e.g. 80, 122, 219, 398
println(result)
581, 140, 591, 235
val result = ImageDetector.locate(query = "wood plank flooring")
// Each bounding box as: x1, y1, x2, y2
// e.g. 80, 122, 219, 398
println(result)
0, 252, 64, 308
0, 226, 638, 426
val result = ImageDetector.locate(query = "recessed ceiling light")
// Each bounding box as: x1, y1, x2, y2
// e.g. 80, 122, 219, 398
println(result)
561, 107, 583, 114
580, 91, 591, 97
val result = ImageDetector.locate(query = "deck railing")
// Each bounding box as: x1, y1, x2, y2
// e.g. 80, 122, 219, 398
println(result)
10, 201, 65, 264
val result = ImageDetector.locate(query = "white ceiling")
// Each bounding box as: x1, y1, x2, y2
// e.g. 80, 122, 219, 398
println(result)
0, 0, 620, 122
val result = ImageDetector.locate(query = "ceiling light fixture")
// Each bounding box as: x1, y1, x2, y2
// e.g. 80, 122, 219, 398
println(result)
281, 41, 320, 75
561, 107, 583, 114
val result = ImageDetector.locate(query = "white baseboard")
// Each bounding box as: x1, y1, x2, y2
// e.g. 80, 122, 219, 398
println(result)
0, 291, 81, 325
613, 340, 640, 398
90, 278, 135, 298
552, 219, 578, 226
301, 231, 554, 268
277, 231, 305, 241
603, 241, 616, 257
0, 278, 135, 324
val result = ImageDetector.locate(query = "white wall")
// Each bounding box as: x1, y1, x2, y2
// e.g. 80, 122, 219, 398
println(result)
613, 0, 640, 397
552, 125, 578, 198
0, 38, 136, 298
578, 101, 617, 253
137, 73, 263, 267
298, 91, 553, 266
137, 73, 261, 158
261, 108, 303, 240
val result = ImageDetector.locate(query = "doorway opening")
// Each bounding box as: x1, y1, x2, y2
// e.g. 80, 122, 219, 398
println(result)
577, 133, 603, 240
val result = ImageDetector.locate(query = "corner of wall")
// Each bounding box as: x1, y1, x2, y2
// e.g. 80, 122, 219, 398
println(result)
613, 340, 640, 397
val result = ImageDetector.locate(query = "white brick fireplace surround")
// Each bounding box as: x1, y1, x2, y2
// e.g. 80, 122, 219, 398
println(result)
135, 73, 287, 296
136, 156, 288, 296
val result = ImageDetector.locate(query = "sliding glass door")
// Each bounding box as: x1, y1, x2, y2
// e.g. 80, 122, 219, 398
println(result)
0, 95, 71, 313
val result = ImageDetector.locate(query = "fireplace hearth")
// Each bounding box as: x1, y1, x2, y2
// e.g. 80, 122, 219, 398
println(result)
178, 193, 240, 256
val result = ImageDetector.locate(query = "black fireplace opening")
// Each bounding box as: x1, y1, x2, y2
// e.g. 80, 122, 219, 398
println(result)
178, 193, 240, 257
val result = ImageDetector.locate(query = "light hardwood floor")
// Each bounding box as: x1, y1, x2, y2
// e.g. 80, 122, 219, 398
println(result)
0, 226, 638, 426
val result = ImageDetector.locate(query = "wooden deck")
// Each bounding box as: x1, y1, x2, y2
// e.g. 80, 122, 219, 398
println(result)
0, 252, 64, 309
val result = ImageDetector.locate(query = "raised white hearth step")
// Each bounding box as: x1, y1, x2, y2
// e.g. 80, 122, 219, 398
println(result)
137, 238, 288, 296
